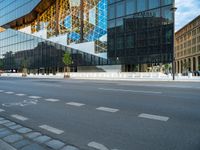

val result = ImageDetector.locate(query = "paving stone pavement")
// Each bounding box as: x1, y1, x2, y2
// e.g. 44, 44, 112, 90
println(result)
0, 117, 81, 150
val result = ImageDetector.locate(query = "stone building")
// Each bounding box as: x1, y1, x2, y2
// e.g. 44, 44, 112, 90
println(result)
175, 15, 200, 73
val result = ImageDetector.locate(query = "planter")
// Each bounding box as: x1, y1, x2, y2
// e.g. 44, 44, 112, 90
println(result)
22, 73, 27, 77
64, 74, 70, 78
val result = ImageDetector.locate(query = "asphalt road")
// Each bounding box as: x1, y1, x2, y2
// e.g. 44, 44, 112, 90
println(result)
0, 77, 200, 150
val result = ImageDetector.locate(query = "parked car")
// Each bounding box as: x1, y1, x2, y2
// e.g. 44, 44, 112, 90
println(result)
193, 71, 200, 76
182, 71, 191, 76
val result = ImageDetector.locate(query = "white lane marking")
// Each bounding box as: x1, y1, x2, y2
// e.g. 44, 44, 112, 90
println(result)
11, 114, 28, 121
5, 91, 14, 94
16, 94, 26, 96
0, 90, 4, 92
0, 109, 5, 112
28, 96, 41, 99
39, 125, 64, 135
45, 98, 60, 102
138, 113, 169, 122
98, 88, 162, 94
66, 102, 85, 107
88, 141, 109, 150
3, 99, 38, 107
96, 107, 119, 113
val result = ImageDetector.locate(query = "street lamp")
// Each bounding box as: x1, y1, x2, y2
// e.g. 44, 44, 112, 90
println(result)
171, 1, 177, 80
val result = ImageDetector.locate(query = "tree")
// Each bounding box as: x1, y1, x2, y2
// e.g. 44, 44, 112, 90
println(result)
164, 63, 172, 74
0, 59, 3, 69
21, 58, 28, 77
0, 59, 4, 76
62, 51, 72, 78
183, 61, 189, 73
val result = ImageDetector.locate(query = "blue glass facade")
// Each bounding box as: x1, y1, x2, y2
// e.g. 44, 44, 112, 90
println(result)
0, 0, 109, 72
0, 0, 175, 72
0, 0, 41, 26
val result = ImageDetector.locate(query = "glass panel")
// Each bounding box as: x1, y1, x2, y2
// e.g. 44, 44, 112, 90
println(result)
137, 0, 148, 12
116, 1, 125, 18
126, 0, 136, 15
108, 4, 115, 19
163, 0, 173, 5
149, 0, 160, 9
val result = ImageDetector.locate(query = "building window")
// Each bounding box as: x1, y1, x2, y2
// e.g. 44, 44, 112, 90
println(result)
162, 6, 172, 23
198, 45, 200, 52
116, 1, 125, 18
108, 4, 115, 19
108, 20, 115, 29
192, 46, 196, 53
126, 35, 134, 48
108, 0, 115, 4
192, 38, 196, 45
162, 0, 173, 6
116, 36, 124, 50
192, 29, 196, 36
137, 0, 147, 12
126, 0, 136, 15
197, 27, 200, 34
149, 0, 160, 9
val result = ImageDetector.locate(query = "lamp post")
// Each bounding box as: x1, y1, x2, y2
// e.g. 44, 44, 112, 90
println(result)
171, 1, 177, 80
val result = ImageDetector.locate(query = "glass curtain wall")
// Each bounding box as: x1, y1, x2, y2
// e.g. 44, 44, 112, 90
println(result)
108, 0, 174, 67
0, 0, 41, 26
0, 28, 108, 73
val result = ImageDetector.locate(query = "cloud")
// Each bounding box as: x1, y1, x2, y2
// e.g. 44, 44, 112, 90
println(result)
175, 0, 200, 31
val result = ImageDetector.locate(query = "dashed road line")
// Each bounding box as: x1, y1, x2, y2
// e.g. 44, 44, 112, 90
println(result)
28, 96, 41, 99
138, 113, 169, 122
11, 114, 28, 121
39, 125, 64, 135
16, 93, 26, 96
0, 109, 5, 112
4, 91, 14, 94
66, 102, 85, 107
45, 98, 60, 102
98, 88, 162, 94
96, 107, 119, 113
88, 141, 109, 150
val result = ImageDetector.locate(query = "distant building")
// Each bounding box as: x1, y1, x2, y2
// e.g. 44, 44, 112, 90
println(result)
175, 15, 200, 73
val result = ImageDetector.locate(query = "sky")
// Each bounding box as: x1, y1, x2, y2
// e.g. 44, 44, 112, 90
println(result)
175, 0, 200, 31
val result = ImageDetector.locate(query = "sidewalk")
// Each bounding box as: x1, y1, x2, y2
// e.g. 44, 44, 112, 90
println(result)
0, 116, 80, 150
1, 72, 200, 82
0, 139, 16, 150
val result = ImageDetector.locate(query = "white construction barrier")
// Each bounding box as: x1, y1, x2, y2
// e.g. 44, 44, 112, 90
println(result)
1, 72, 200, 81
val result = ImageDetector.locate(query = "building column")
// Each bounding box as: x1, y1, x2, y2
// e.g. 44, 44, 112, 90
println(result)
186, 58, 190, 72
175, 61, 179, 73
190, 57, 193, 72
196, 56, 199, 71
179, 60, 181, 73
56, 0, 60, 36
175, 61, 177, 73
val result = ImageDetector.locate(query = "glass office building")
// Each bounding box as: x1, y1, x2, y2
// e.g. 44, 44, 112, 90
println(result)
0, 0, 175, 72
0, 0, 108, 73
0, 28, 107, 73
108, 0, 174, 71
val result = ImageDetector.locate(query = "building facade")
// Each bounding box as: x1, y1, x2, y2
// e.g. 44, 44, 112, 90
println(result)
175, 15, 200, 73
0, 0, 108, 73
108, 0, 174, 71
0, 0, 175, 73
